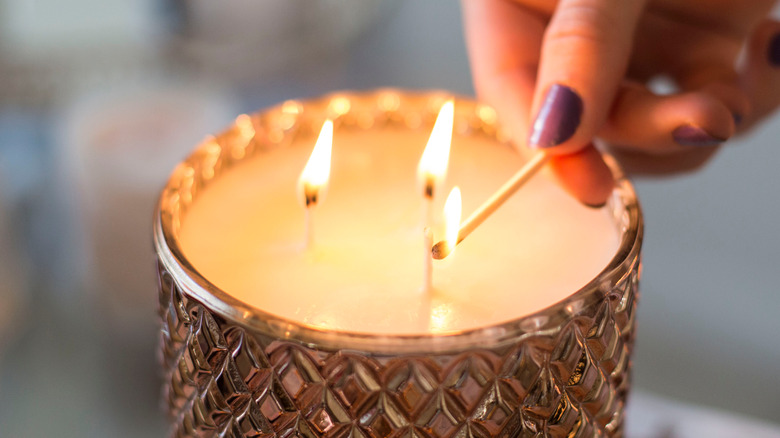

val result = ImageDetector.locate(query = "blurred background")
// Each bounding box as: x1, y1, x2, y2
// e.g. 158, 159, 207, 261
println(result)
0, 1, 777, 436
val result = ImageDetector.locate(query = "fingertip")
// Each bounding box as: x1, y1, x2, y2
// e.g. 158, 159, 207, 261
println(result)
699, 82, 751, 130
527, 83, 584, 152
548, 145, 614, 207
669, 92, 736, 144
601, 85, 735, 153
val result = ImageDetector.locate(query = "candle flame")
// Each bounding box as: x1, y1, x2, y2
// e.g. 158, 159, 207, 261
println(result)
443, 187, 462, 254
298, 120, 333, 206
417, 100, 454, 197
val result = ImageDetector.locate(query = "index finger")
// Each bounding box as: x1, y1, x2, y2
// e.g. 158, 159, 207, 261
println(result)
528, 0, 646, 152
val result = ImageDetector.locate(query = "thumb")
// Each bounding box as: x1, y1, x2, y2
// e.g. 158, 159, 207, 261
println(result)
528, 0, 646, 153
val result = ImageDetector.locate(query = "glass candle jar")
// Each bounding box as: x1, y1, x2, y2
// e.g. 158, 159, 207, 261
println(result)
154, 90, 643, 437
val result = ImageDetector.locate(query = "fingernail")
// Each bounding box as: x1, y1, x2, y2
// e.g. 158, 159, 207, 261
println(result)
583, 201, 606, 209
672, 125, 726, 146
769, 33, 780, 66
529, 84, 583, 148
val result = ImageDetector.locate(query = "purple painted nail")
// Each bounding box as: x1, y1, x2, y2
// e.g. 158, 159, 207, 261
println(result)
769, 33, 780, 66
529, 84, 583, 148
672, 125, 726, 147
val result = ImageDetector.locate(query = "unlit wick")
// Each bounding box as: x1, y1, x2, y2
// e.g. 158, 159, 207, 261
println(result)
422, 227, 434, 294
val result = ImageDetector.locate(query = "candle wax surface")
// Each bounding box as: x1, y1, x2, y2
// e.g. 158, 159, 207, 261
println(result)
180, 126, 619, 335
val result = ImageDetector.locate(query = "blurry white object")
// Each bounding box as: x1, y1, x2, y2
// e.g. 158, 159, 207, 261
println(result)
171, 0, 389, 82
626, 391, 780, 438
0, 0, 157, 56
57, 82, 235, 336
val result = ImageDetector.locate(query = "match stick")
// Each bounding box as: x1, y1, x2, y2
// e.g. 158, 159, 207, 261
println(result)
431, 152, 549, 259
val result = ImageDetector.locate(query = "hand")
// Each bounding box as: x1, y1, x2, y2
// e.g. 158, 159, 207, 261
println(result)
463, 0, 780, 205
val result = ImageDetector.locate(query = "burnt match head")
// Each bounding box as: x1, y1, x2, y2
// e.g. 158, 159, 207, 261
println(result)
431, 240, 452, 260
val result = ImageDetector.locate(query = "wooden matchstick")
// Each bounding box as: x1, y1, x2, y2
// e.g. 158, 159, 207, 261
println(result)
431, 152, 549, 259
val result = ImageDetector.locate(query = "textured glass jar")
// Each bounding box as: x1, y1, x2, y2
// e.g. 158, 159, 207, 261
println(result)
154, 90, 643, 437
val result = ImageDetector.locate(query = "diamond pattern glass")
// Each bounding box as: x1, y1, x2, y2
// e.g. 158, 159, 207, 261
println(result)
154, 90, 643, 437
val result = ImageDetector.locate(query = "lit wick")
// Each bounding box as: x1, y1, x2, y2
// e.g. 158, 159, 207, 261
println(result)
417, 100, 454, 227
432, 152, 549, 259
297, 120, 333, 248
422, 188, 460, 293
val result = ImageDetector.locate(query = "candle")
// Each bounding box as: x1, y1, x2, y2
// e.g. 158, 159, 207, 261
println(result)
156, 90, 643, 437
178, 101, 618, 335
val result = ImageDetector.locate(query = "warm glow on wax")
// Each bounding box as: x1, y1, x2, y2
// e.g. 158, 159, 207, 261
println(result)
298, 120, 333, 207
443, 187, 462, 255
417, 100, 454, 197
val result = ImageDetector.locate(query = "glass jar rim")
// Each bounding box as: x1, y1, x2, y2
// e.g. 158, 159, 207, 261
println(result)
154, 89, 643, 355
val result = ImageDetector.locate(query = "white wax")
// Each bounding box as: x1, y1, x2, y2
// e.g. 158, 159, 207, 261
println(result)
180, 126, 619, 334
